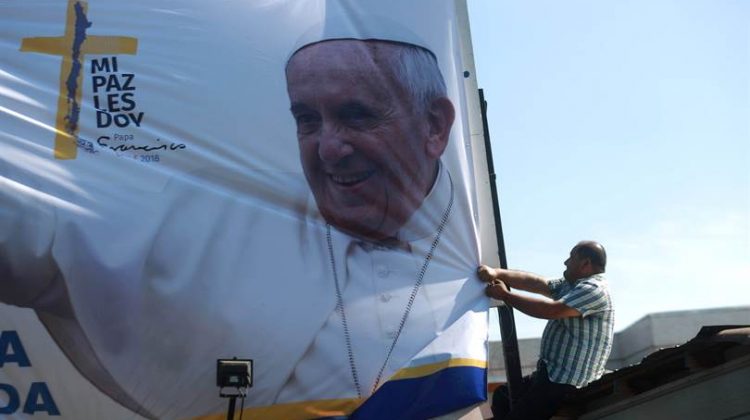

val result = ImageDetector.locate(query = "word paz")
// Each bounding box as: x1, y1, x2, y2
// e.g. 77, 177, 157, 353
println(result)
91, 57, 144, 128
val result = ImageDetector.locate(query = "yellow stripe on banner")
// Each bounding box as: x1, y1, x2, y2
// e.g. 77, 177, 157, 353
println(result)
190, 397, 362, 420
389, 358, 487, 381
190, 359, 485, 420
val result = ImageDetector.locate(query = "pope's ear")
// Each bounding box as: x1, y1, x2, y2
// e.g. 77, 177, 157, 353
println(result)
425, 97, 455, 159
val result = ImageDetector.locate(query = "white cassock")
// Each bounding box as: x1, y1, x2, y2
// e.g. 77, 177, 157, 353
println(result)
277, 164, 485, 404
0, 162, 487, 419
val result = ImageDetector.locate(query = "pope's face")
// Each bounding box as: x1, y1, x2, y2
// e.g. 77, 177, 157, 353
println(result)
286, 41, 445, 241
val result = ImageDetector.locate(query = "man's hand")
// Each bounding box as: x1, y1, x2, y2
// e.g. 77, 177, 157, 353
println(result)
477, 264, 553, 298
477, 265, 510, 300
485, 279, 509, 300
477, 264, 580, 319
477, 264, 500, 282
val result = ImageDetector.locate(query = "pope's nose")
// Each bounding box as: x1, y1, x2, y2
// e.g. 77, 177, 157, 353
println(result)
318, 126, 354, 163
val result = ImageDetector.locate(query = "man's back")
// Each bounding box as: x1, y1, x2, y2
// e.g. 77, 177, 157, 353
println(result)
541, 274, 615, 387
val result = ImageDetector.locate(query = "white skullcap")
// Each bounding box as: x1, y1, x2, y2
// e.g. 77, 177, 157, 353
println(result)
287, 7, 434, 61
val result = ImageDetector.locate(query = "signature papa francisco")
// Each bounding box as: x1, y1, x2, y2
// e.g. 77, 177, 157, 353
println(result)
97, 135, 187, 153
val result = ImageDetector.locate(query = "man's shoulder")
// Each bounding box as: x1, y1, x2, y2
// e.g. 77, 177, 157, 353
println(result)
569, 275, 609, 298
547, 277, 569, 299
578, 274, 609, 291
548, 277, 567, 288
561, 274, 613, 314
588, 273, 607, 282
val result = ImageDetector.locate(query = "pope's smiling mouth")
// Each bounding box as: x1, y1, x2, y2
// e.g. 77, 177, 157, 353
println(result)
329, 170, 375, 187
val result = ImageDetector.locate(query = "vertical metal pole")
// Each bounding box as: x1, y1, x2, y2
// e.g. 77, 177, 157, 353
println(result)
226, 395, 237, 420
478, 89, 523, 405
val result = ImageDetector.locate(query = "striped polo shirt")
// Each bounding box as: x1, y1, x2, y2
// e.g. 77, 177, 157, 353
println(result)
539, 273, 614, 387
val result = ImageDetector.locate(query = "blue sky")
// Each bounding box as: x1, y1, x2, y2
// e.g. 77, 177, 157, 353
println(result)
467, 0, 749, 339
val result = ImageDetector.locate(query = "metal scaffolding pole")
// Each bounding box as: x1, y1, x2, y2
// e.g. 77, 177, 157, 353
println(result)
478, 88, 523, 406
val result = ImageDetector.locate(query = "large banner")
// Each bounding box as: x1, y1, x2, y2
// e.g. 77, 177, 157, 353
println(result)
0, 0, 497, 418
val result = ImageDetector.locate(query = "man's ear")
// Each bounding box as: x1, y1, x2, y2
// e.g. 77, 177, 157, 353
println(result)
581, 258, 594, 275
425, 97, 455, 159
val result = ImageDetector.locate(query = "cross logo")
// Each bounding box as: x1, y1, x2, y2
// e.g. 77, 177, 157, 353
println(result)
20, 0, 138, 160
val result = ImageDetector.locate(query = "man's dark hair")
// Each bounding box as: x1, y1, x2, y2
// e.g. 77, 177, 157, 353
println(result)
575, 241, 607, 271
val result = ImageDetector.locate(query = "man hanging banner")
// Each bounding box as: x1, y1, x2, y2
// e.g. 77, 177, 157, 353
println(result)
0, 0, 499, 418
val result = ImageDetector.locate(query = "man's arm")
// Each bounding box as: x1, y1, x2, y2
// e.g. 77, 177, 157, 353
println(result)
477, 265, 552, 297
484, 280, 581, 320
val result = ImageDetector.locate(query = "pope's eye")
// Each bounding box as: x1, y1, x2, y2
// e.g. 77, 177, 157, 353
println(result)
340, 104, 376, 127
293, 113, 321, 134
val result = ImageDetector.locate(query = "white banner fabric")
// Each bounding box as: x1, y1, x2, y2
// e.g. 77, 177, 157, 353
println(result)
0, 1, 494, 418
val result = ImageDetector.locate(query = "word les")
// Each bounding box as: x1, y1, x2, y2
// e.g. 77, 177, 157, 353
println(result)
91, 57, 144, 128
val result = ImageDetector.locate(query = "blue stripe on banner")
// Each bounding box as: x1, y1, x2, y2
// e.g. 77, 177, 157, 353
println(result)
348, 366, 487, 420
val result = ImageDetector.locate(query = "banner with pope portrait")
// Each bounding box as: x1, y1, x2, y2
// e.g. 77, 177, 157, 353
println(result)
0, 0, 501, 418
